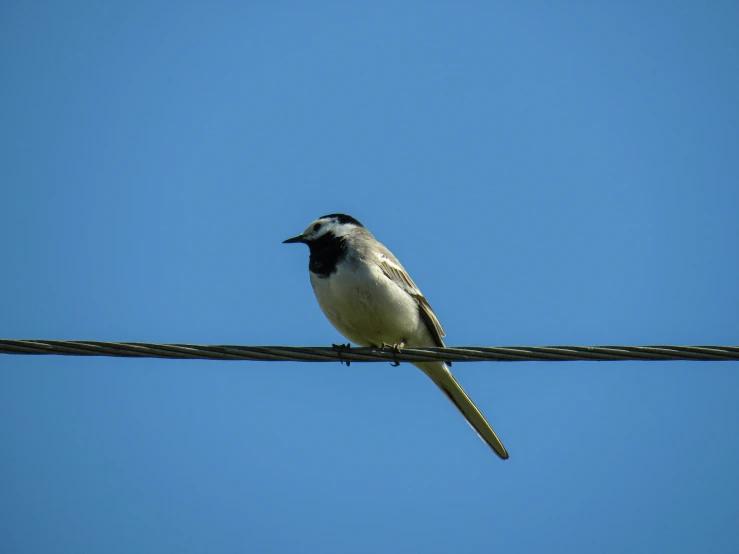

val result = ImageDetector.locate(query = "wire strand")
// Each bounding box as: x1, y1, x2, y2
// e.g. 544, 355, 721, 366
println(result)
1, 340, 738, 362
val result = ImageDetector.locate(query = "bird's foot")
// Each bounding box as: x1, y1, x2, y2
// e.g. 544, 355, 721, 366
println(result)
381, 341, 406, 367
332, 343, 351, 366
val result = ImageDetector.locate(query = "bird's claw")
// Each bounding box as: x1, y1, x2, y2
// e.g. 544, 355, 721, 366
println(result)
332, 343, 351, 366
381, 341, 406, 367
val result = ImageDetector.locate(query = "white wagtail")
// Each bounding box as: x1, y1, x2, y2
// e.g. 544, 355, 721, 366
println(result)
284, 214, 508, 459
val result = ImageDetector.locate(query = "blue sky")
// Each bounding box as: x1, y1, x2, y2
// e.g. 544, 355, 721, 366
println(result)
1, 1, 738, 552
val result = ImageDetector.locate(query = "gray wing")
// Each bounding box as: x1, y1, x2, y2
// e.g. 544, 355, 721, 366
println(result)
377, 254, 446, 347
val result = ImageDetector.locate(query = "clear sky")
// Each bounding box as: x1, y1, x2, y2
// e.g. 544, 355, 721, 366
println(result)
2, 1, 738, 553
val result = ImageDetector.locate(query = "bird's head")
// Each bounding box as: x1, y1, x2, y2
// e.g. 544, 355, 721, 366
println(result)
283, 213, 364, 245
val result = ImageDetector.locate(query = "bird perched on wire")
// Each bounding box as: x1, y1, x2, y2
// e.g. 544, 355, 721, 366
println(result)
283, 213, 509, 459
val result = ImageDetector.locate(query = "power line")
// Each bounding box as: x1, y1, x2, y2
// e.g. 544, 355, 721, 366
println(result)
1, 340, 737, 363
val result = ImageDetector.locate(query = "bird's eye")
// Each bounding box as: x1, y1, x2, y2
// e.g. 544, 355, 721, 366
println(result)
313, 223, 322, 232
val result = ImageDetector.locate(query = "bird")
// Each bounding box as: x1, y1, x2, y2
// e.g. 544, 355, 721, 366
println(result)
283, 213, 509, 459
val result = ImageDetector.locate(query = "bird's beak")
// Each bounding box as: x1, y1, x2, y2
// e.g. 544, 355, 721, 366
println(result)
283, 234, 306, 244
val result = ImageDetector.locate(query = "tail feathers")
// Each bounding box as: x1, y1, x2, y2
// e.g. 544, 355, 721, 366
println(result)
414, 362, 509, 460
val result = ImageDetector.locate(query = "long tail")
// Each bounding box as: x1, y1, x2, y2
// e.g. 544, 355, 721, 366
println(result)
413, 361, 509, 460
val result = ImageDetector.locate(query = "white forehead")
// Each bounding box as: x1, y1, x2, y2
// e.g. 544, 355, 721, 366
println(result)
302, 216, 357, 240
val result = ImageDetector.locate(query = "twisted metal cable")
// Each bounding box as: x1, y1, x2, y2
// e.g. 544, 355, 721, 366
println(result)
1, 339, 738, 363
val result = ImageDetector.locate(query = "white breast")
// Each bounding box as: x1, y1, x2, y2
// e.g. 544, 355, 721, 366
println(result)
309, 258, 425, 347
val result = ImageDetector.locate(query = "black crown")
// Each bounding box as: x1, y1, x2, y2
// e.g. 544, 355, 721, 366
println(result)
320, 214, 364, 228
